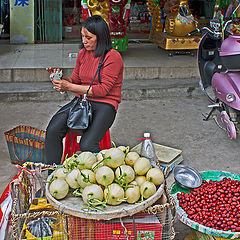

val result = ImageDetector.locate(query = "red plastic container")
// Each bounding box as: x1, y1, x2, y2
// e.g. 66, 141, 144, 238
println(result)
62, 130, 111, 163
67, 213, 163, 240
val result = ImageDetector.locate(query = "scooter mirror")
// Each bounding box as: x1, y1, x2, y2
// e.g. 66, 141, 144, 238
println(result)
210, 19, 221, 31
225, 2, 240, 20
232, 2, 240, 16
179, 6, 189, 17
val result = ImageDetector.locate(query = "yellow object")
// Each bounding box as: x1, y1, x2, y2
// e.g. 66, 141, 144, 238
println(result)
152, 6, 164, 32
146, 0, 155, 16
231, 23, 240, 34
149, 31, 200, 50
147, 0, 164, 32
87, 0, 110, 24
28, 197, 54, 211
184, 231, 197, 240
21, 198, 67, 240
165, 0, 197, 37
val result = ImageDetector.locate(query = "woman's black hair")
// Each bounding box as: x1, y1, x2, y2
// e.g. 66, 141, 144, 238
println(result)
80, 15, 112, 57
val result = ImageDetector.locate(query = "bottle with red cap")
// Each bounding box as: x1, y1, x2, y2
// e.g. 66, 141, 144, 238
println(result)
140, 132, 157, 167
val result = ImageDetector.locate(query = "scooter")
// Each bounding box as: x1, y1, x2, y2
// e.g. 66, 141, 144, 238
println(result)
180, 4, 240, 139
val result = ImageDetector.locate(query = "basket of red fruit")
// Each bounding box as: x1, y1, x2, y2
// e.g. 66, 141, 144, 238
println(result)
171, 170, 240, 239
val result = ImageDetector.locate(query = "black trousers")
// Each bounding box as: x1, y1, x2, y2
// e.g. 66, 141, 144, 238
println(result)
44, 98, 116, 165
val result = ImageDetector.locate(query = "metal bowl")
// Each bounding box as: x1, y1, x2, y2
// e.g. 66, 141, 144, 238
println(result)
173, 165, 202, 189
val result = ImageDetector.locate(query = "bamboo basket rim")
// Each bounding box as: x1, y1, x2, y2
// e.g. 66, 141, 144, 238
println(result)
45, 172, 165, 221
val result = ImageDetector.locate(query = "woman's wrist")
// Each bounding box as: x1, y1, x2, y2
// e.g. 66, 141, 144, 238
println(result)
68, 83, 92, 96
62, 76, 72, 82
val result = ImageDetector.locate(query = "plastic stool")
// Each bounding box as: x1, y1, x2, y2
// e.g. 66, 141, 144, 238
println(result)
61, 130, 111, 163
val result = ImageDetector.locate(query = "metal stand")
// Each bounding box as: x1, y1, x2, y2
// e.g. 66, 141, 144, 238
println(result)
202, 107, 217, 121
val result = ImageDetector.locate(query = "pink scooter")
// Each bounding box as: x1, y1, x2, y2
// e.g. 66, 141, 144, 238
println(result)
181, 4, 240, 139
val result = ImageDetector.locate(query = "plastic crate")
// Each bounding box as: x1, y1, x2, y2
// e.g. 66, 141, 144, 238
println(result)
66, 187, 175, 240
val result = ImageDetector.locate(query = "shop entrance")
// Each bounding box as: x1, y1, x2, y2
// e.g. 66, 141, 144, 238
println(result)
62, 0, 152, 42
62, 0, 82, 42
127, 0, 151, 40
35, 0, 62, 43
0, 0, 220, 44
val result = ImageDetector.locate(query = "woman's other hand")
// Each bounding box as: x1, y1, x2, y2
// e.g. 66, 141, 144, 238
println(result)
52, 79, 71, 93
46, 67, 61, 80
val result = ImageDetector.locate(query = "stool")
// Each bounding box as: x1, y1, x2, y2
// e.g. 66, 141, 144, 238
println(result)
61, 130, 111, 163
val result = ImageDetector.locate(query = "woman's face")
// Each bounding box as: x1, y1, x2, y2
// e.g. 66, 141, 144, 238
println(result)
81, 27, 97, 51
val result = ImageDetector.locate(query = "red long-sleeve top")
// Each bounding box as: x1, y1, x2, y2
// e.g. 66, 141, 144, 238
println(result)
71, 48, 123, 111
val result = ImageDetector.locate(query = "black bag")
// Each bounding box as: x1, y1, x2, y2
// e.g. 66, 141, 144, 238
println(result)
67, 95, 92, 130
67, 55, 105, 130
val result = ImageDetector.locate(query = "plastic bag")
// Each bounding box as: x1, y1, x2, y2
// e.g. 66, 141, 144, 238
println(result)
0, 171, 20, 239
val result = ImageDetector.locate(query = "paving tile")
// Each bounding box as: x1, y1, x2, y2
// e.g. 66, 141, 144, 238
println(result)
0, 45, 23, 69
22, 43, 63, 50
124, 67, 160, 80
160, 67, 199, 79
0, 42, 198, 80
13, 48, 63, 68
0, 70, 12, 82
13, 69, 48, 82
62, 50, 78, 68
63, 43, 81, 52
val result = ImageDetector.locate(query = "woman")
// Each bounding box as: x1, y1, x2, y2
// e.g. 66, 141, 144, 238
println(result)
45, 15, 124, 165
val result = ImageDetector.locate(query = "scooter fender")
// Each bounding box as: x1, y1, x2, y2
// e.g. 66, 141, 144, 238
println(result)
212, 72, 240, 110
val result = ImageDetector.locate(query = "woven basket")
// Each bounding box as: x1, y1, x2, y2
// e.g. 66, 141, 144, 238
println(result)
4, 125, 46, 165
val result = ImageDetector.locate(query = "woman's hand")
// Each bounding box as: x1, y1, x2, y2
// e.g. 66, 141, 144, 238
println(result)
46, 67, 72, 93
52, 79, 71, 93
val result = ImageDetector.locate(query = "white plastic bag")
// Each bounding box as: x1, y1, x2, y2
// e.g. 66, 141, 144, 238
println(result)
0, 172, 20, 239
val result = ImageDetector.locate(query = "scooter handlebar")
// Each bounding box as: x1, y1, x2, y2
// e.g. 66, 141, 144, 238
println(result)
185, 28, 201, 37
198, 26, 222, 38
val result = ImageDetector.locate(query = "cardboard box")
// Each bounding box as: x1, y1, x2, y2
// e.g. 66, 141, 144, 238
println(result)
95, 213, 163, 239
